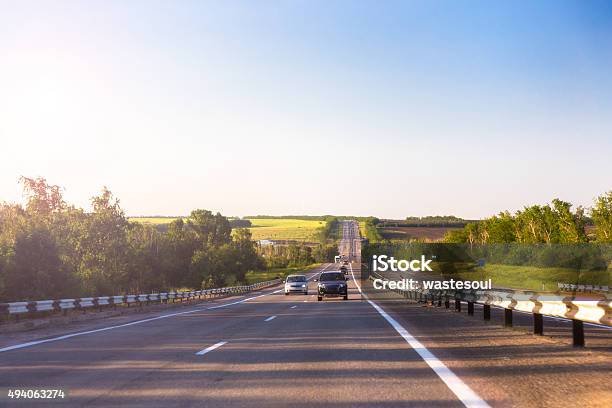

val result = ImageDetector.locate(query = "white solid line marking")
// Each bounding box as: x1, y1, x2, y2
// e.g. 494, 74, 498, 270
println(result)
0, 287, 282, 353
1, 265, 327, 354
264, 315, 277, 322
0, 307, 203, 353
349, 264, 490, 408
196, 341, 227, 356
291, 305, 297, 309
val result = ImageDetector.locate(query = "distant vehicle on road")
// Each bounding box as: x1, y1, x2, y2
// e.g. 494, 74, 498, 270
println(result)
315, 271, 348, 301
284, 275, 308, 295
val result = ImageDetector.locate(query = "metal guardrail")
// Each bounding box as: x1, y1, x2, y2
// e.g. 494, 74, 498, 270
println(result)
368, 271, 611, 347
0, 279, 281, 322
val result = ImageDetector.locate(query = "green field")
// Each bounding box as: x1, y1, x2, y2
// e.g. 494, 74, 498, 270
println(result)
359, 221, 366, 238
452, 263, 611, 292
246, 218, 324, 241
244, 264, 322, 284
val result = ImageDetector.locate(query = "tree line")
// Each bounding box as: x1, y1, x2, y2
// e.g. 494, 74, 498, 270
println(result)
229, 218, 252, 228
444, 192, 612, 245
0, 178, 334, 302
363, 217, 382, 242
317, 216, 339, 242
378, 216, 471, 228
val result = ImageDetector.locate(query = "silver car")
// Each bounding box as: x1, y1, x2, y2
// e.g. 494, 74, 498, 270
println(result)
284, 274, 308, 295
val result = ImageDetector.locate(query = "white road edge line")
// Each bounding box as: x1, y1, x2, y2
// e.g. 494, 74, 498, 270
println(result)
264, 315, 277, 322
0, 263, 331, 354
0, 288, 283, 353
349, 263, 490, 408
195, 341, 227, 356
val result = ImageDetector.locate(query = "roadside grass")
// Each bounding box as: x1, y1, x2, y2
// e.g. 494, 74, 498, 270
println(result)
245, 218, 324, 241
451, 263, 611, 292
245, 264, 322, 284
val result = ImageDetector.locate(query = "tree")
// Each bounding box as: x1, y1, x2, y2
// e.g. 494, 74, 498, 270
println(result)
188, 209, 232, 247
443, 228, 468, 243
79, 188, 129, 294
232, 228, 263, 276
318, 216, 339, 243
126, 222, 164, 293
4, 225, 76, 300
312, 244, 337, 262
19, 176, 65, 219
162, 219, 198, 288
488, 211, 516, 243
515, 206, 545, 243
591, 191, 612, 242
465, 223, 479, 248
229, 219, 252, 228
552, 199, 586, 243
191, 244, 240, 288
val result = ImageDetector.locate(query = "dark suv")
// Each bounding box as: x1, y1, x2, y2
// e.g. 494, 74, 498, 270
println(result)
315, 271, 348, 301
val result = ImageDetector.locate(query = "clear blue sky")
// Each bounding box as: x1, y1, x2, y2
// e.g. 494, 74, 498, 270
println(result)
1, 1, 611, 219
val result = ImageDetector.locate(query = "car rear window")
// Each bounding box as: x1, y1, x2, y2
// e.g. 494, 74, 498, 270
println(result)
286, 276, 306, 282
320, 272, 344, 281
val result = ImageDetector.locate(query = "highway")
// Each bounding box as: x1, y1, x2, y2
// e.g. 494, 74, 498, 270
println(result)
1, 221, 610, 407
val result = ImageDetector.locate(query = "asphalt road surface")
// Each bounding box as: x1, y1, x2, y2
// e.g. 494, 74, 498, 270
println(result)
0, 221, 610, 407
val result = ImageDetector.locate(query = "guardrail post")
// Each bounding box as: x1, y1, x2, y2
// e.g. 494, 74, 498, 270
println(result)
455, 299, 461, 312
572, 320, 585, 347
437, 295, 442, 307
504, 309, 513, 327
483, 304, 491, 320
533, 313, 543, 335
467, 301, 474, 315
